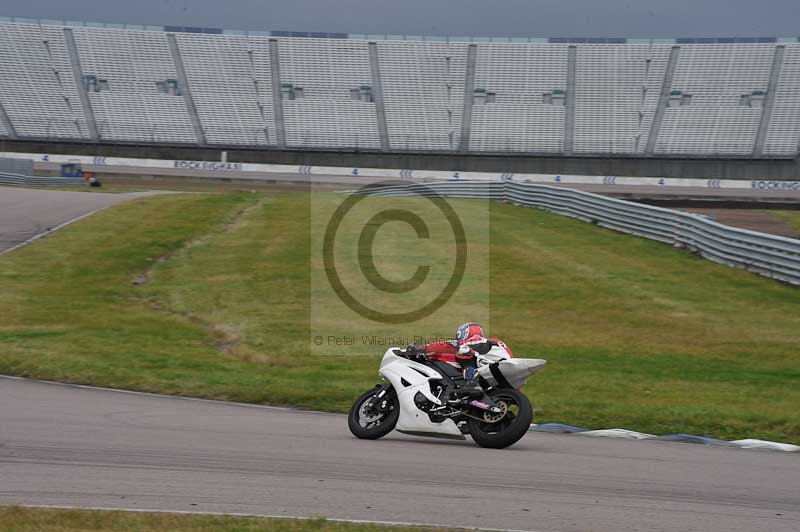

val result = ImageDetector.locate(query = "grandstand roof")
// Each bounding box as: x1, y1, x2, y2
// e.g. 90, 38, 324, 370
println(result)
1, 16, 798, 44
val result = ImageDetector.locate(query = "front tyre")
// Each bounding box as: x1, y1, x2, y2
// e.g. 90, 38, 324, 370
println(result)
348, 386, 399, 440
467, 388, 533, 449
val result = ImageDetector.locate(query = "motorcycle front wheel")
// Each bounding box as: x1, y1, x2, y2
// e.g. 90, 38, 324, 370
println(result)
467, 388, 533, 449
348, 386, 399, 440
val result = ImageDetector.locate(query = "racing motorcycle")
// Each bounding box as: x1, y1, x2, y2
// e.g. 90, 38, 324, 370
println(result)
348, 345, 546, 449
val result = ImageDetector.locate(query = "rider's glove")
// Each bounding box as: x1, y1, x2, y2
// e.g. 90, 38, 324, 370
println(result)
406, 344, 426, 361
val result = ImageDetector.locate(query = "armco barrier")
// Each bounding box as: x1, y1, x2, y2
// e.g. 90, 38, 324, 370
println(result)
352, 181, 800, 286
0, 173, 25, 186
0, 172, 85, 187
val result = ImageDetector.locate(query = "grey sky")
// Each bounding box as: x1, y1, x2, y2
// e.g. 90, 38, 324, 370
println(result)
2, 0, 799, 37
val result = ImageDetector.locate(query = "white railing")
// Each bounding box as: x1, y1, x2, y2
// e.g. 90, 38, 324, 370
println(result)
355, 181, 800, 286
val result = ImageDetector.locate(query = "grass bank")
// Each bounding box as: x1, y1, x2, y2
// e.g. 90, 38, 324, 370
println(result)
0, 507, 462, 532
774, 210, 800, 234
1, 190, 798, 442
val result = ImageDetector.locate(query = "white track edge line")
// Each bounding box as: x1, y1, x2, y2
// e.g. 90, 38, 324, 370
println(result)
0, 374, 338, 416
0, 207, 106, 256
3, 504, 542, 532
0, 190, 176, 256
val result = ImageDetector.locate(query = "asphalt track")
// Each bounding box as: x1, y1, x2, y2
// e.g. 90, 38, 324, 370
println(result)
0, 187, 167, 253
1, 377, 798, 532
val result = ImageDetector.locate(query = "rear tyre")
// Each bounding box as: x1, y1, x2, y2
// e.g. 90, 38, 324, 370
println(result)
348, 386, 399, 440
467, 388, 533, 449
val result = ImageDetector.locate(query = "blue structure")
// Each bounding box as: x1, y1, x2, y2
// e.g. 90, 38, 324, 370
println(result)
60, 163, 84, 178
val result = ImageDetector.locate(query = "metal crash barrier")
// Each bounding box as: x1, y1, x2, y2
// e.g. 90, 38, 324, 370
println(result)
353, 180, 800, 286
0, 172, 85, 187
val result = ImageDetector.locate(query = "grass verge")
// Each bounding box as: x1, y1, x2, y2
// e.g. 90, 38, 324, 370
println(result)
1, 190, 798, 442
774, 210, 800, 235
0, 507, 464, 532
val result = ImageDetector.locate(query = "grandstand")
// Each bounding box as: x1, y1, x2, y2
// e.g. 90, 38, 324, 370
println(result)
0, 18, 799, 159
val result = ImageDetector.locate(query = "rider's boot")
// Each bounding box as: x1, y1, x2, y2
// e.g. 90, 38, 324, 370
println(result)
447, 368, 482, 402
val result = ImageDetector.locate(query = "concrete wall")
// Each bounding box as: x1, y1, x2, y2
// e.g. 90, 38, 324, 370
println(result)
1, 138, 797, 180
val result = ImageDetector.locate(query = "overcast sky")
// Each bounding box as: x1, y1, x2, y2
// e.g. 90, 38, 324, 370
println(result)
2, 0, 798, 38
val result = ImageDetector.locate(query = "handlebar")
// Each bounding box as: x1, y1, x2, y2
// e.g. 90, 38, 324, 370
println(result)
392, 348, 428, 361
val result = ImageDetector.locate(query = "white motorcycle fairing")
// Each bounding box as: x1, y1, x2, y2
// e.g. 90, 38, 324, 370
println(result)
476, 358, 547, 389
475, 345, 547, 389
378, 349, 465, 439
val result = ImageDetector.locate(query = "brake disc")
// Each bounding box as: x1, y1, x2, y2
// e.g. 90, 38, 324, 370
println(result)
359, 402, 383, 425
482, 400, 508, 423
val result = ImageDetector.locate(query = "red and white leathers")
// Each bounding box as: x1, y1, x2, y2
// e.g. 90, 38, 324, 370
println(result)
422, 337, 514, 368
420, 323, 513, 380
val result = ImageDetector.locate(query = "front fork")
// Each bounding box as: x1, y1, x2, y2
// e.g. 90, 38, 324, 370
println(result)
366, 382, 394, 414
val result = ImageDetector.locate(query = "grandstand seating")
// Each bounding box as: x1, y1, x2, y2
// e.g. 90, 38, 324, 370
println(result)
655, 44, 774, 155
278, 37, 380, 149
176, 32, 274, 146
72, 27, 196, 143
377, 41, 467, 151
0, 20, 798, 158
0, 23, 88, 138
764, 45, 800, 156
574, 44, 670, 154
470, 43, 567, 153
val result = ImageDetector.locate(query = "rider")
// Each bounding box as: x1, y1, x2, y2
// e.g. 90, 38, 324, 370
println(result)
407, 323, 513, 397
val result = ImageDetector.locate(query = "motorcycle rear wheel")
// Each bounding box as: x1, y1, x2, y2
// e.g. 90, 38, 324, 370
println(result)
348, 386, 399, 440
467, 388, 533, 449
